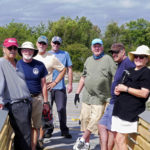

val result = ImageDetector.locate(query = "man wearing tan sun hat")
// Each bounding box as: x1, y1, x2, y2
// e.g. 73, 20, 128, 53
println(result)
16, 41, 49, 150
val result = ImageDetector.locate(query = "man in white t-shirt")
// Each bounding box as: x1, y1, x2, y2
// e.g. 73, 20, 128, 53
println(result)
34, 35, 66, 148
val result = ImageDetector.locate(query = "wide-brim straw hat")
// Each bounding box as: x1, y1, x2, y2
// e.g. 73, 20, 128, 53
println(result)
18, 41, 38, 57
128, 45, 150, 65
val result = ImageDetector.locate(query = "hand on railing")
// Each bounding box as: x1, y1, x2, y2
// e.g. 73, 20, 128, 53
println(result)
0, 104, 4, 109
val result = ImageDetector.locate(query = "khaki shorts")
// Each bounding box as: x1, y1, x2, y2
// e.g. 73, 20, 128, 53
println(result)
80, 102, 106, 134
31, 94, 43, 129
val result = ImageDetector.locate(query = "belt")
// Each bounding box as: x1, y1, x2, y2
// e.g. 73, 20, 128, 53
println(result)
31, 93, 40, 97
10, 99, 30, 105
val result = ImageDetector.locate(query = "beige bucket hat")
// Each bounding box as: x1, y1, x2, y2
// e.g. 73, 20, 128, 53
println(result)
18, 41, 38, 57
128, 45, 150, 64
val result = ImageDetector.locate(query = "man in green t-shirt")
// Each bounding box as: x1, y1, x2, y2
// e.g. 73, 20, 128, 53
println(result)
73, 38, 116, 150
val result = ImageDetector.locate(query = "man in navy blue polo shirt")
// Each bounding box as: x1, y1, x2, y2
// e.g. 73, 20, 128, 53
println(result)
17, 41, 49, 150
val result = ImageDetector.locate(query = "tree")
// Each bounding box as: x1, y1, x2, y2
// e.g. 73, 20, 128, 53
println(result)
121, 18, 150, 51
47, 16, 101, 48
103, 22, 124, 53
65, 43, 92, 71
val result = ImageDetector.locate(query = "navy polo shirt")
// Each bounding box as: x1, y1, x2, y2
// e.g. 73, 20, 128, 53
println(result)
17, 59, 48, 94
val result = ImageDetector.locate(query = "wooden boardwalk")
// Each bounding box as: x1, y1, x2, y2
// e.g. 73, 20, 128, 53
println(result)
43, 83, 100, 150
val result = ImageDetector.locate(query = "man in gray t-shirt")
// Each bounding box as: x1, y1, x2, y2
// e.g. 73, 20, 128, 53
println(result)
0, 38, 32, 150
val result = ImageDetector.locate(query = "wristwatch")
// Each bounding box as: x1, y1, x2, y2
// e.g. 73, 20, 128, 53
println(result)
43, 102, 49, 105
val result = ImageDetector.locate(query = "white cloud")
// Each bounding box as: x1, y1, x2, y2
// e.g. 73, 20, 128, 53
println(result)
120, 0, 139, 8
0, 0, 150, 32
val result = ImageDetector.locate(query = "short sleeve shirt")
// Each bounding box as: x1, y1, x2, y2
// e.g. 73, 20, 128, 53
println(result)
49, 50, 72, 89
82, 55, 117, 105
110, 57, 135, 104
113, 67, 150, 122
34, 52, 64, 83
17, 59, 48, 94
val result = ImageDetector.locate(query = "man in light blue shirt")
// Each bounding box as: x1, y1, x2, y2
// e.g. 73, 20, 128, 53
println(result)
49, 36, 73, 138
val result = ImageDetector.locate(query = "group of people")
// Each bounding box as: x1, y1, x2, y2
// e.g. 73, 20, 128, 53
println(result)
0, 36, 73, 150
73, 39, 150, 150
0, 36, 150, 150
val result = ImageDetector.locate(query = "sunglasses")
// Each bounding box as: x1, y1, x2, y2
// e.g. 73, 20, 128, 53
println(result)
7, 46, 18, 51
109, 50, 120, 54
53, 42, 60, 45
38, 42, 46, 45
134, 55, 147, 59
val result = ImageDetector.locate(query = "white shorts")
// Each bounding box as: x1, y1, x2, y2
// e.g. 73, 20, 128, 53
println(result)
111, 116, 137, 133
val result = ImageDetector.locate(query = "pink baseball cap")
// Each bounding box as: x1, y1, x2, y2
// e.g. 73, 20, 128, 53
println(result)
3, 38, 18, 48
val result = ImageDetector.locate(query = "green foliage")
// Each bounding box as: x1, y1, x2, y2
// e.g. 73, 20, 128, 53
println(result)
122, 19, 150, 49
103, 18, 150, 54
1, 17, 150, 71
103, 22, 125, 53
65, 43, 92, 71
47, 16, 101, 48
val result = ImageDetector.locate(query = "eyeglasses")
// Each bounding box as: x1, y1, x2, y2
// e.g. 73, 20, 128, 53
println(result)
22, 49, 34, 52
53, 42, 60, 45
7, 46, 18, 51
134, 55, 147, 59
38, 42, 46, 45
109, 50, 120, 54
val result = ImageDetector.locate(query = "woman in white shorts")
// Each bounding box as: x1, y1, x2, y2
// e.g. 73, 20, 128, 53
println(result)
111, 45, 150, 150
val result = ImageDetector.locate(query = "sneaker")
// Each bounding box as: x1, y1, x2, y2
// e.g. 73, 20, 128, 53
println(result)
81, 143, 90, 150
61, 132, 72, 139
36, 139, 44, 150
73, 138, 85, 150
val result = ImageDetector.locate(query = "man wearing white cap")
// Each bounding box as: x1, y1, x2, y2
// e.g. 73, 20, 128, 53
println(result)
49, 36, 73, 138
16, 41, 49, 150
73, 38, 116, 150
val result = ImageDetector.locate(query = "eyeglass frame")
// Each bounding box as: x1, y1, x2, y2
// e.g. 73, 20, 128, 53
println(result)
109, 49, 121, 54
53, 42, 60, 45
134, 55, 148, 59
38, 42, 47, 45
4, 46, 18, 51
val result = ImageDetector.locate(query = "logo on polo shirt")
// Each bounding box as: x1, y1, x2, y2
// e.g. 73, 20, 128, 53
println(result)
33, 68, 39, 75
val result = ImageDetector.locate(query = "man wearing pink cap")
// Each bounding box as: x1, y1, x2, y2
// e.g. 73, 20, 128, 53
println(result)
0, 38, 32, 150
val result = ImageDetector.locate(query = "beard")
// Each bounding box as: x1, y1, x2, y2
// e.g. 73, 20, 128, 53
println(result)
22, 54, 33, 60
38, 48, 45, 53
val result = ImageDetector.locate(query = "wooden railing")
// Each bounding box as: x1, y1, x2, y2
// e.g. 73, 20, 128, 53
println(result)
0, 110, 14, 150
0, 109, 150, 150
128, 110, 150, 150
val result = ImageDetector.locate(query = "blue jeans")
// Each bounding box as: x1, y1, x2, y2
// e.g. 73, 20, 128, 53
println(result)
7, 100, 32, 150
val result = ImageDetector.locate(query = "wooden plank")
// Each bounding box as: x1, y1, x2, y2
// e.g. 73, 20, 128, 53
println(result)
0, 131, 8, 150
128, 137, 143, 150
139, 118, 150, 130
138, 125, 150, 142
139, 110, 150, 124
136, 135, 150, 150
8, 133, 15, 150
0, 124, 9, 142
129, 133, 138, 141
132, 145, 143, 150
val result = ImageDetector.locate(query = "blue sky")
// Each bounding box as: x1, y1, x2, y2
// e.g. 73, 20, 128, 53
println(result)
0, 0, 150, 32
